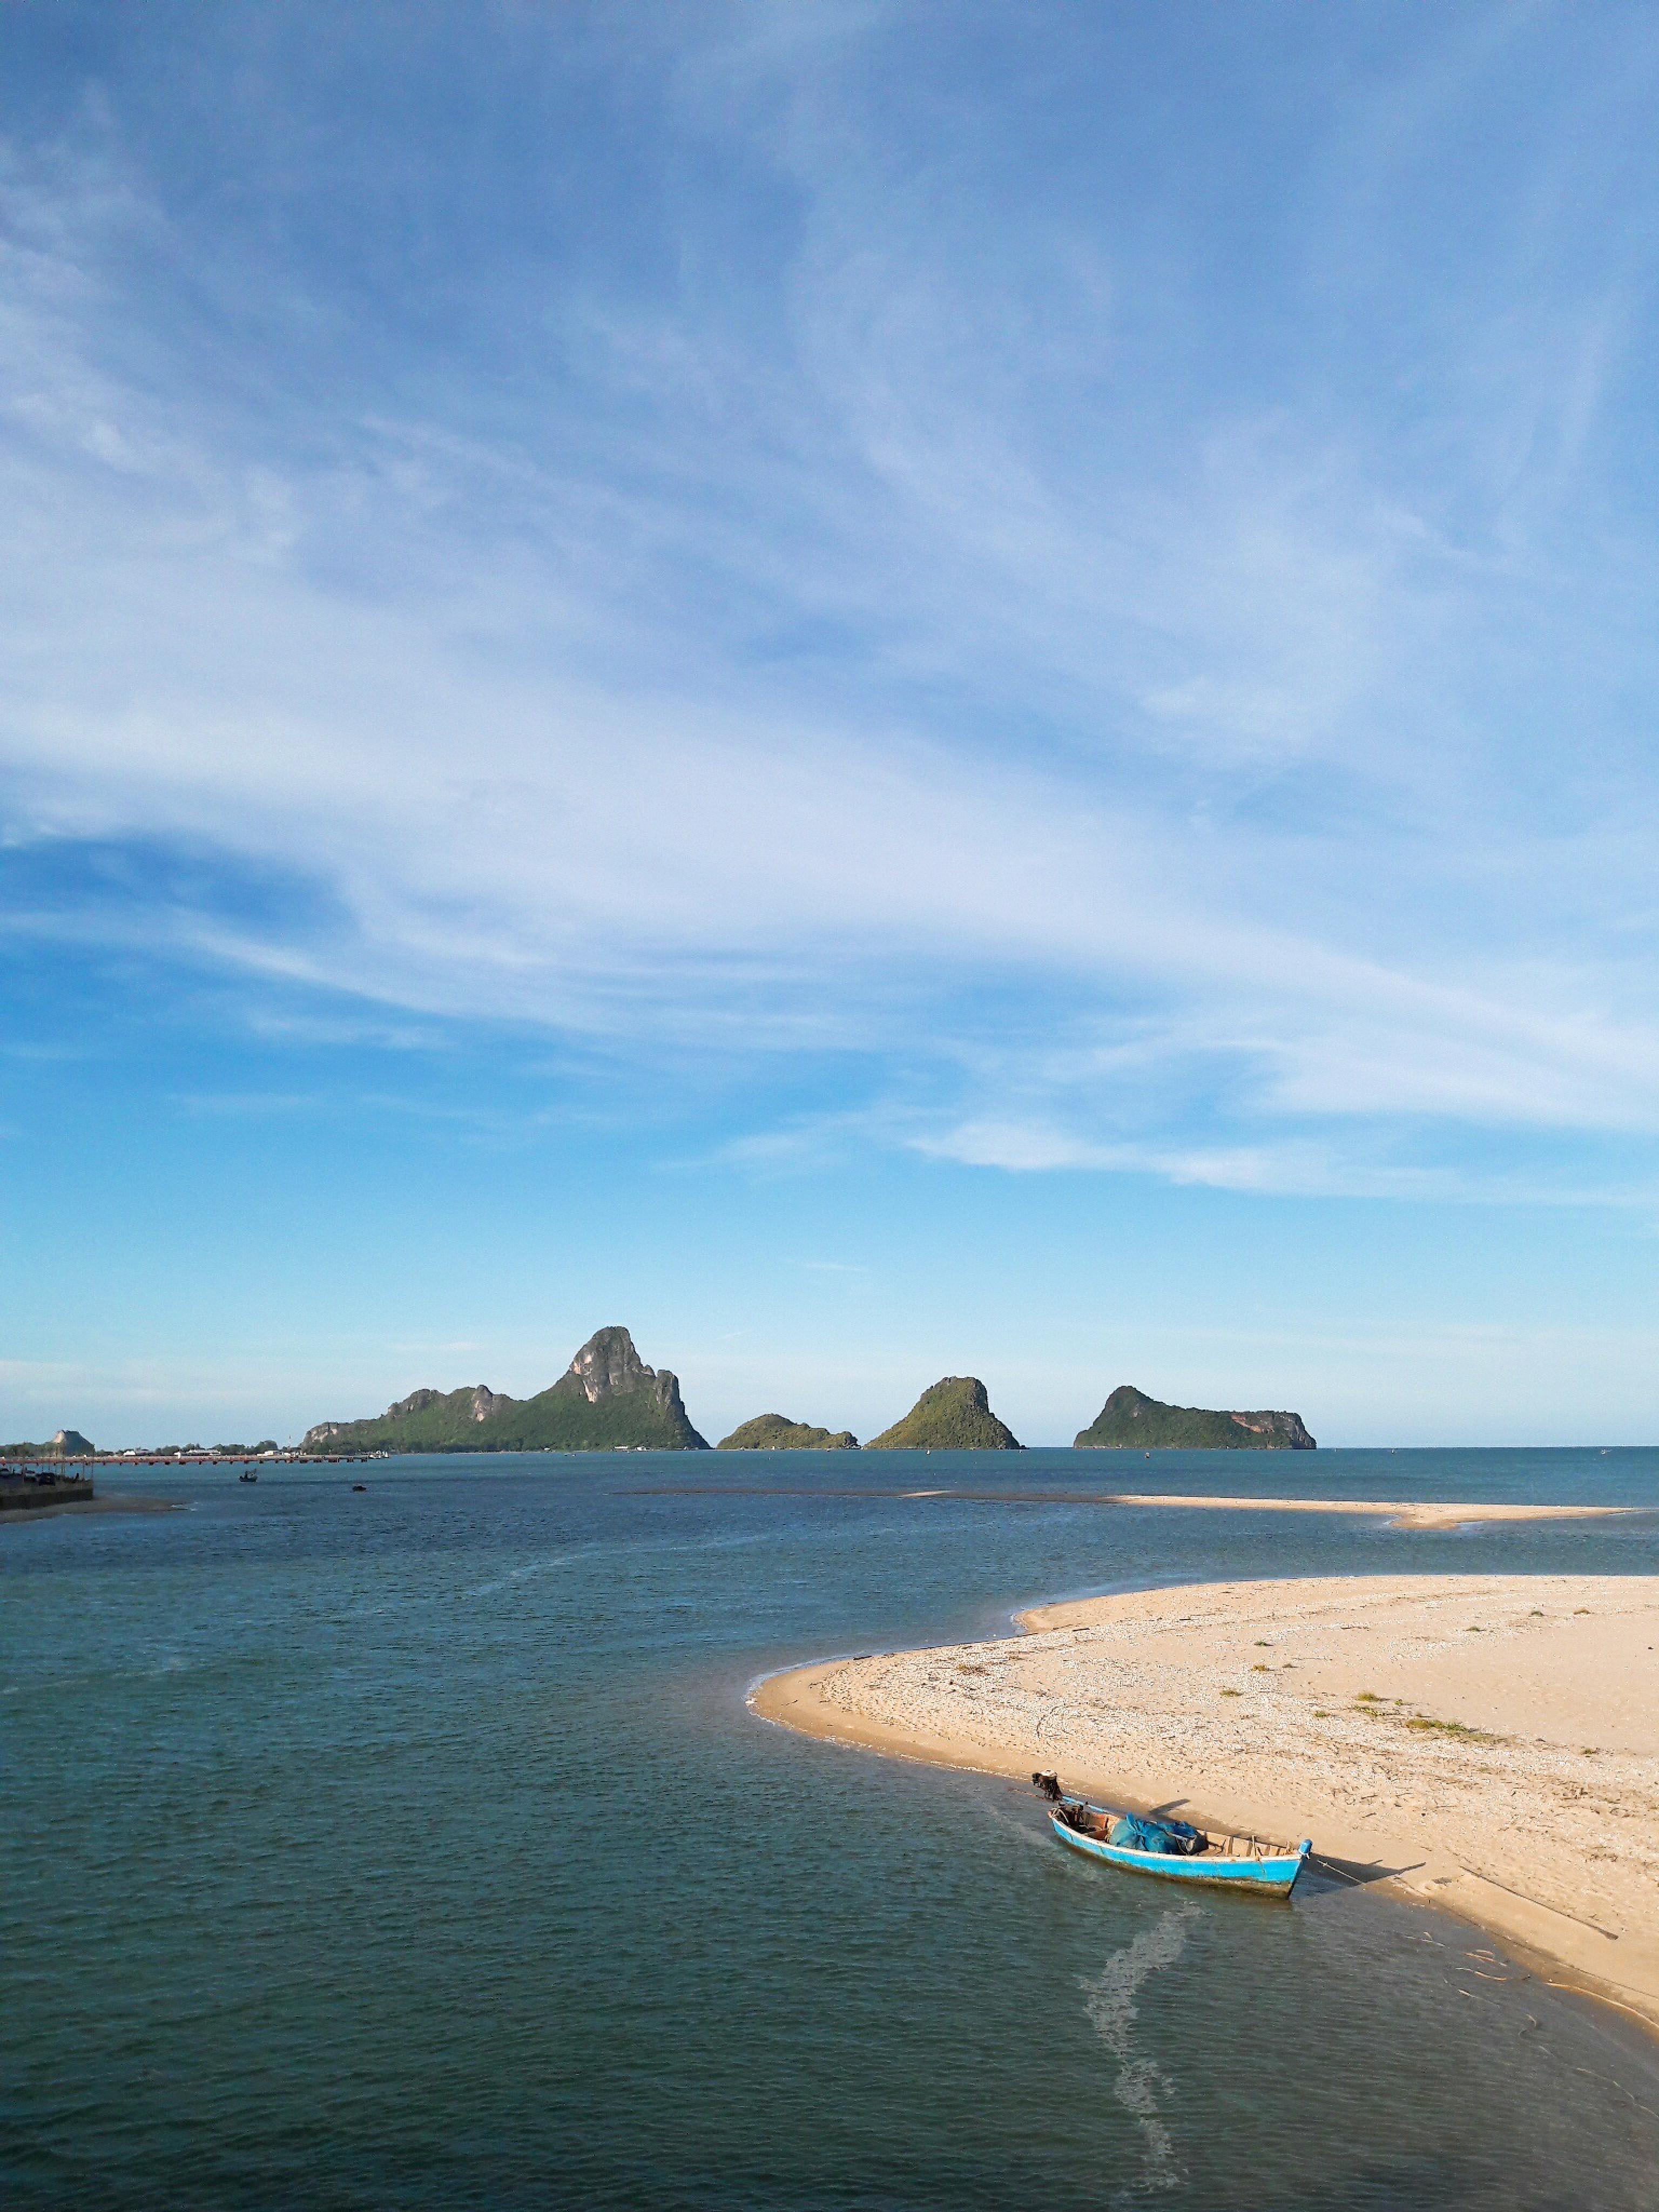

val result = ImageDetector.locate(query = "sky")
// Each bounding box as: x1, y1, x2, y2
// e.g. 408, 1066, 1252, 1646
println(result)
4, 1, 1659, 1448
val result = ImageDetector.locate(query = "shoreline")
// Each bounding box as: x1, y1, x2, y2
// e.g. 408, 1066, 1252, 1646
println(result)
751, 1572, 1659, 2038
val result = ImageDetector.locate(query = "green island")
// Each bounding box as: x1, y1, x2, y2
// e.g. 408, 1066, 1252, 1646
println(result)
867, 1376, 1021, 1451
302, 1326, 709, 1453
717, 1415, 859, 1450
1074, 1384, 1315, 1450
23, 1371, 1319, 1464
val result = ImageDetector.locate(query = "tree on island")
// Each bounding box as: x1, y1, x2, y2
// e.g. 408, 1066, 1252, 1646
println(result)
717, 1415, 859, 1449
868, 1377, 1021, 1450
1075, 1385, 1315, 1450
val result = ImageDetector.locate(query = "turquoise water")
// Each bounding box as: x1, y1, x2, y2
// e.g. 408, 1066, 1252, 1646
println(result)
5, 1449, 1658, 2209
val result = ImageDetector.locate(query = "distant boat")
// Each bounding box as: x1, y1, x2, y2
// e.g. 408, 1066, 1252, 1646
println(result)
352, 1482, 367, 1492
239, 1471, 258, 1483
1033, 1774, 1310, 1896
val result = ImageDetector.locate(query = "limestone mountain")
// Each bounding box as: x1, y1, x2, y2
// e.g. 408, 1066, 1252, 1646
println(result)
2, 1428, 97, 1460
1075, 1385, 1315, 1451
717, 1414, 859, 1450
302, 1327, 709, 1453
867, 1377, 1021, 1451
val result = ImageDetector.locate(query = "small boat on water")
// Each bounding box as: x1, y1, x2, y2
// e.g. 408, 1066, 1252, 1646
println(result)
239, 1470, 258, 1483
1033, 1773, 1311, 1897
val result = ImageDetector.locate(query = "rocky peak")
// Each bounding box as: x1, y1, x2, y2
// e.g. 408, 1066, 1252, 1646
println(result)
568, 1326, 652, 1404
1228, 1408, 1317, 1449
563, 1326, 694, 1424
388, 1388, 443, 1418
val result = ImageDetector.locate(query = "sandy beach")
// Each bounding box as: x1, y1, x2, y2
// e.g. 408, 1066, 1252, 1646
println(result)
752, 1573, 1659, 2032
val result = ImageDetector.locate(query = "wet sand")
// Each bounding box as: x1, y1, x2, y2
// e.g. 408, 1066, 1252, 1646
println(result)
752, 1574, 1659, 2033
0, 1494, 180, 1524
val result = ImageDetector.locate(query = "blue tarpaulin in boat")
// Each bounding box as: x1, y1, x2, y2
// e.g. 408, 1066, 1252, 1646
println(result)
1108, 1813, 1203, 1855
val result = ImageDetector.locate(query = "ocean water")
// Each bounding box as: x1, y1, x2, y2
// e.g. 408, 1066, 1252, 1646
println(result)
5, 1448, 1658, 2211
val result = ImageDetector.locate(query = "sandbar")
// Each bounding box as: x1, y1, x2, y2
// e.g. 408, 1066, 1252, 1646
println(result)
752, 1574, 1659, 2032
639, 1482, 1636, 1531
0, 1494, 180, 1525
1084, 1495, 1635, 1531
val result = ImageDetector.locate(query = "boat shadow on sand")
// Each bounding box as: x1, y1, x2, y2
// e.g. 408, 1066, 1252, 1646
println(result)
1141, 1804, 1425, 1895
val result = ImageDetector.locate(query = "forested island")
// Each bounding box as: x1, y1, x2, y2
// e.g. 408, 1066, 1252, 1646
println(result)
1075, 1385, 1316, 1450
718, 1415, 859, 1449
867, 1376, 1021, 1450
34, 1357, 1312, 1462
302, 1327, 709, 1453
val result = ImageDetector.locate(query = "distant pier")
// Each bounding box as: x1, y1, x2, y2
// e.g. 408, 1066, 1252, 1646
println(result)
1, 1449, 381, 1510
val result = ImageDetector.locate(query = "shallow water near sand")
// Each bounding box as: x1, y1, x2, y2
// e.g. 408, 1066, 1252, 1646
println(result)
6, 1448, 1659, 2210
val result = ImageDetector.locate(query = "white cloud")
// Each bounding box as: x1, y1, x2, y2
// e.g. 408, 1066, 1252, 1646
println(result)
4, 14, 1659, 1201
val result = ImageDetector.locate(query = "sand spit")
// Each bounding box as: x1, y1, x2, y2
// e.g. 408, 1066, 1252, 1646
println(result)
1094, 1495, 1635, 1531
0, 1494, 180, 1525
638, 1483, 1635, 1530
751, 1575, 1659, 2032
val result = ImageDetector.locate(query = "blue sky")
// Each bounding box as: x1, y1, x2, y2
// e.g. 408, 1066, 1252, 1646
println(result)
4, 2, 1659, 1447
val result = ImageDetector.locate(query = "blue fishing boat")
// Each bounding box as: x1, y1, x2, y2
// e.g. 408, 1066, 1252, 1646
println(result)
1033, 1773, 1311, 1896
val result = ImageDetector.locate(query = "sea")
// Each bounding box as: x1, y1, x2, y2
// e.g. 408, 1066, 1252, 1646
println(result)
5, 1448, 1658, 2211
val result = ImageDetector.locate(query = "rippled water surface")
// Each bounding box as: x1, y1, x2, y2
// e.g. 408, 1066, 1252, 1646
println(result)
5, 1449, 1658, 2209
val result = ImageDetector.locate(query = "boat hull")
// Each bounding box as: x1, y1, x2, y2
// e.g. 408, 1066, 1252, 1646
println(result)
1050, 1811, 1310, 1895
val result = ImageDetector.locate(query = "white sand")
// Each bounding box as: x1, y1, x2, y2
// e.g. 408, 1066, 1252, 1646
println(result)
1085, 1495, 1634, 1530
752, 1574, 1659, 2032
687, 1485, 1635, 1530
